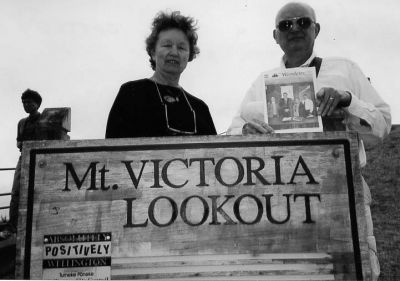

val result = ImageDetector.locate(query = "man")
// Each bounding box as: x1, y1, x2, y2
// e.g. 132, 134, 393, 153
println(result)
278, 92, 293, 119
5, 89, 43, 237
228, 3, 391, 280
302, 92, 314, 117
271, 97, 279, 118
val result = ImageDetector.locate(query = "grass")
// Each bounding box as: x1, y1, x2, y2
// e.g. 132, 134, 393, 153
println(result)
0, 218, 15, 280
363, 125, 400, 281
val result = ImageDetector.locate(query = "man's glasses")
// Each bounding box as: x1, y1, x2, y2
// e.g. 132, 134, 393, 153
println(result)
277, 17, 315, 32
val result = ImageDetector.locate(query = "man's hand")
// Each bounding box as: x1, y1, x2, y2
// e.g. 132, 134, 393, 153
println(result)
316, 87, 351, 116
242, 119, 274, 135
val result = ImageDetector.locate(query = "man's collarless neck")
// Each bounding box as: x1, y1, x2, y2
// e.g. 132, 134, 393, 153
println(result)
281, 52, 316, 68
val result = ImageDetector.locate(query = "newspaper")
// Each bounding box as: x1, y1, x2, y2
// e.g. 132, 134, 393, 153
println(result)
263, 67, 323, 133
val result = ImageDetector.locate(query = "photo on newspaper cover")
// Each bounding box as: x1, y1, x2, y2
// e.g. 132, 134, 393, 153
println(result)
263, 67, 323, 133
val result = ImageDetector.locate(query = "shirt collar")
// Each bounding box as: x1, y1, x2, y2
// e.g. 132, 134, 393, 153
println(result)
280, 52, 317, 68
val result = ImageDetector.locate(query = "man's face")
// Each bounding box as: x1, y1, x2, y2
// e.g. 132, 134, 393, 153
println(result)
273, 3, 320, 59
22, 98, 39, 114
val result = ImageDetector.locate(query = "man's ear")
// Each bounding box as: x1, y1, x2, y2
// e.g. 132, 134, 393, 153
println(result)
273, 29, 278, 43
315, 23, 320, 38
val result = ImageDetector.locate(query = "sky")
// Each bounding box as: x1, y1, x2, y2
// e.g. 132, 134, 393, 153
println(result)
1, 0, 399, 217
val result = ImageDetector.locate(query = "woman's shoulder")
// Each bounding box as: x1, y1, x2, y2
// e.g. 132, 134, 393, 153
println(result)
184, 91, 210, 110
116, 79, 154, 99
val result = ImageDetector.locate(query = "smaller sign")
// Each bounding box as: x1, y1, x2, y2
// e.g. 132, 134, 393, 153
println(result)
42, 232, 111, 280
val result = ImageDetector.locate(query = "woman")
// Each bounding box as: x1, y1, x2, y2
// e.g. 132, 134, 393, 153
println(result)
106, 11, 216, 138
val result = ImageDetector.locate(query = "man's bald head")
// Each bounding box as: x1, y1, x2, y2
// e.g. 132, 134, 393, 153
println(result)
273, 2, 320, 67
275, 2, 316, 26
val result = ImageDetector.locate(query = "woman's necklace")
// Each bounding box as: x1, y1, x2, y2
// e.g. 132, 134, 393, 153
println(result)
152, 80, 197, 135
152, 80, 193, 110
149, 77, 180, 103
163, 94, 179, 103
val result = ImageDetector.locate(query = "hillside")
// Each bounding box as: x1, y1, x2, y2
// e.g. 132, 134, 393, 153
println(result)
363, 125, 400, 280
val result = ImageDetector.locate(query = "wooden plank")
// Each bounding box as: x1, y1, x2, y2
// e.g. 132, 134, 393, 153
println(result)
15, 133, 370, 280
111, 252, 336, 280
114, 275, 338, 281
112, 252, 333, 266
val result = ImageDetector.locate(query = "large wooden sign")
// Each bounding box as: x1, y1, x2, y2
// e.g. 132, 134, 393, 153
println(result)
16, 132, 371, 280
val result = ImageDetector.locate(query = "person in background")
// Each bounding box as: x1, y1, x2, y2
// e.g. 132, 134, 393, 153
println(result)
302, 92, 314, 117
1, 89, 43, 239
227, 3, 391, 279
267, 96, 279, 121
270, 96, 279, 118
106, 11, 216, 138
293, 97, 300, 118
278, 92, 293, 119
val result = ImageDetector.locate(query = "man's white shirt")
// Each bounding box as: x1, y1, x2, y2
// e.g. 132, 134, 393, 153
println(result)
228, 52, 391, 167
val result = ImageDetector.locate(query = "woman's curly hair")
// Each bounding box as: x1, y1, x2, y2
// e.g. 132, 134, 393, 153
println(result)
145, 11, 200, 70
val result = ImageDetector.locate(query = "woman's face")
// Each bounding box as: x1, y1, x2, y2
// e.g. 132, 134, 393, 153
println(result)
152, 28, 190, 76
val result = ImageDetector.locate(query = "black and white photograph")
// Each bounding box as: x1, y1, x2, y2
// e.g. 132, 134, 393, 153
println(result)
0, 1, 399, 280
263, 67, 322, 132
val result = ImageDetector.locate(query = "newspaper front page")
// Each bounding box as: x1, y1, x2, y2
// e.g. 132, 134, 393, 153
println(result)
263, 67, 323, 133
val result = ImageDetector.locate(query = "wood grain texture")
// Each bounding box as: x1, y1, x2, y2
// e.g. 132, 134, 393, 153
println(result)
15, 132, 370, 280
